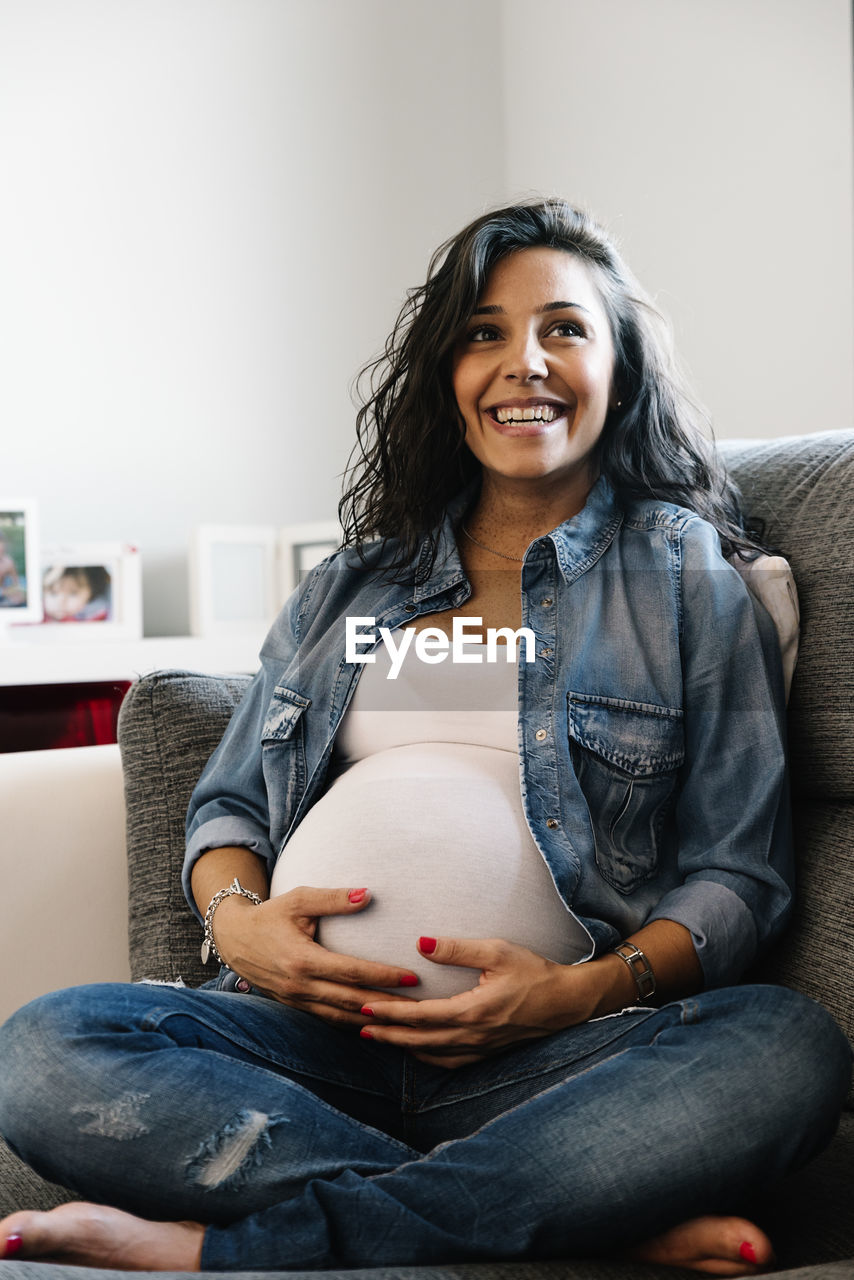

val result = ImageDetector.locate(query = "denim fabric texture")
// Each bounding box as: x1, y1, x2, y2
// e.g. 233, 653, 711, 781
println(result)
0, 980, 849, 1270
184, 477, 793, 990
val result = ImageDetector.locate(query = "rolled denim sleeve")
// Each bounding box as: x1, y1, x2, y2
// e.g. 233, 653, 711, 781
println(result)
646, 519, 795, 987
182, 595, 300, 923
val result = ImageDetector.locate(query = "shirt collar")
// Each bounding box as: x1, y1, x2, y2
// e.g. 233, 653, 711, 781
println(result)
546, 475, 624, 582
412, 474, 624, 600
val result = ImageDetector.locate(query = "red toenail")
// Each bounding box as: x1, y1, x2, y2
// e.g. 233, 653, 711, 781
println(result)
739, 1241, 758, 1263
4, 1234, 23, 1259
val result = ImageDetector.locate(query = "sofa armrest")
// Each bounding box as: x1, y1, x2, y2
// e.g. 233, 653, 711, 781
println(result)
0, 744, 129, 1026
117, 669, 251, 985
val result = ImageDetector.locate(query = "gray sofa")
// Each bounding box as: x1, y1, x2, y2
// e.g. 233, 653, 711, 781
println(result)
2, 429, 853, 1280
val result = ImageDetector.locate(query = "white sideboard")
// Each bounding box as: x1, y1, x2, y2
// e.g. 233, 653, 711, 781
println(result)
0, 632, 265, 686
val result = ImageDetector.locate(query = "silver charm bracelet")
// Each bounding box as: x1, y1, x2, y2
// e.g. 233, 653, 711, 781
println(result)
612, 942, 657, 1001
201, 877, 262, 966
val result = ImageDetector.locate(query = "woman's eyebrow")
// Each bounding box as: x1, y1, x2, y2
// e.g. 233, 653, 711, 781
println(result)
471, 300, 592, 316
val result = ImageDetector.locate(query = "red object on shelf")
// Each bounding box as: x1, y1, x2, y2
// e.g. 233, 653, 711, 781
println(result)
0, 682, 132, 752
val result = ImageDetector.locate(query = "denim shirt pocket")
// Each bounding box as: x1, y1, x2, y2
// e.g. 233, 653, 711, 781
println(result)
567, 692, 685, 894
261, 685, 311, 853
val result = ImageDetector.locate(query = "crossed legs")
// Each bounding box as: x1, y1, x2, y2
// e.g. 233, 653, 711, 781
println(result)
0, 981, 849, 1272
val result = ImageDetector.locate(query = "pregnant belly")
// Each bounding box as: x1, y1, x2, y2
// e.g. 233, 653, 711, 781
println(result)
269, 743, 591, 1000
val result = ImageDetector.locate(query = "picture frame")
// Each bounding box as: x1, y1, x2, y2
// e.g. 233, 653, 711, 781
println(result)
8, 542, 143, 642
189, 525, 279, 637
0, 500, 42, 626
278, 521, 341, 599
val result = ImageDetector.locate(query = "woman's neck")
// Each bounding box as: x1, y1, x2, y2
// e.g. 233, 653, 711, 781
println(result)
466, 470, 597, 556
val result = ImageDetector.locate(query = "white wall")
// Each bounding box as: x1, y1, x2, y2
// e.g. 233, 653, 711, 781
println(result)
3, 0, 852, 636
500, 0, 854, 443
1, 0, 504, 635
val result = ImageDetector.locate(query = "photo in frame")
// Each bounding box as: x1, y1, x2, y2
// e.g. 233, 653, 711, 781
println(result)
9, 542, 143, 641
278, 521, 341, 598
0, 500, 42, 626
189, 525, 280, 637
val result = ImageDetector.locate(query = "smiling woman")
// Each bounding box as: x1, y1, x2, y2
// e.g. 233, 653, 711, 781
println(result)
451, 248, 617, 540
339, 201, 759, 581
0, 199, 849, 1277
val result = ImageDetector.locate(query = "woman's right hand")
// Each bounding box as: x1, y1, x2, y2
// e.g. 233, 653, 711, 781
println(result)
211, 885, 419, 1026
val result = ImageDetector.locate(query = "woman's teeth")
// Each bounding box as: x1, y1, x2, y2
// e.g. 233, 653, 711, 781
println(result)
493, 405, 561, 424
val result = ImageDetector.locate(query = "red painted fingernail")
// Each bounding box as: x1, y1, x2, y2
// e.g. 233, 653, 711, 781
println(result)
361, 1005, 374, 1016
419, 936, 437, 954
739, 1241, 758, 1264
4, 1234, 23, 1259
359, 1026, 374, 1039
348, 888, 367, 903
399, 974, 419, 986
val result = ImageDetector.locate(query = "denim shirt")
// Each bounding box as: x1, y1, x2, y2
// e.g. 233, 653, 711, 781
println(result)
184, 477, 793, 989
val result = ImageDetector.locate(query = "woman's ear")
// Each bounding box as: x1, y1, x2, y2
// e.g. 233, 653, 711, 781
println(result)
607, 374, 623, 411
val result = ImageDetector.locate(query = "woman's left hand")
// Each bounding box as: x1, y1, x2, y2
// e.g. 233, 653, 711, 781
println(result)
358, 936, 601, 1068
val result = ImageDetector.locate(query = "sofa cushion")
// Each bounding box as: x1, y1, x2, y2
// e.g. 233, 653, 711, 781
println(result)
720, 431, 854, 802
0, 1135, 75, 1217
749, 800, 854, 1077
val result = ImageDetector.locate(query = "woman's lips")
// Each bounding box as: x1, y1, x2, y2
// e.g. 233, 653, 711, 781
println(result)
485, 405, 569, 437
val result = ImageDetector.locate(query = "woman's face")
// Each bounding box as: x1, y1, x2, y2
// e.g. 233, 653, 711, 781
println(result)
452, 247, 617, 504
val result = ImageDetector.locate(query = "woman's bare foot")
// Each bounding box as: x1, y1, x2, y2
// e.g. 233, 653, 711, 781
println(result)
0, 1201, 205, 1271
628, 1214, 774, 1275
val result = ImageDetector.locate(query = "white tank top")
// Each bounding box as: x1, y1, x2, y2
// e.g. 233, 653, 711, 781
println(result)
269, 641, 592, 999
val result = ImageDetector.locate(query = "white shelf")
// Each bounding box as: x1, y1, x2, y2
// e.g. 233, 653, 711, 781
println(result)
0, 632, 265, 686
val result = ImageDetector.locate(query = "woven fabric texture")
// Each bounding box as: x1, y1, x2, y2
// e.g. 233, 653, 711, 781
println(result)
118, 671, 251, 985
750, 801, 854, 1054
0, 1137, 75, 1218
1, 1250, 854, 1279
721, 431, 854, 802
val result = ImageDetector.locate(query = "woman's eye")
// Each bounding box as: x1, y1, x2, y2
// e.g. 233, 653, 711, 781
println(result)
467, 325, 501, 343
550, 320, 584, 338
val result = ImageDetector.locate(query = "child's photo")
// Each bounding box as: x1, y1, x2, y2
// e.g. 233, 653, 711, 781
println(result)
0, 509, 34, 612
42, 564, 113, 623
6, 541, 141, 641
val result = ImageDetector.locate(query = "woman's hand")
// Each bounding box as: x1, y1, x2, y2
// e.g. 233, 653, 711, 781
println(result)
213, 886, 420, 1027
358, 936, 608, 1068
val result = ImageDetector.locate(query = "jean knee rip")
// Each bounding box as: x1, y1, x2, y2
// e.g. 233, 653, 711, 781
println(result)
186, 1109, 289, 1190
71, 1092, 152, 1140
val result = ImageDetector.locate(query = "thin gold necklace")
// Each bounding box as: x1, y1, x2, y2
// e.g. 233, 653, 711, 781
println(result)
461, 523, 525, 563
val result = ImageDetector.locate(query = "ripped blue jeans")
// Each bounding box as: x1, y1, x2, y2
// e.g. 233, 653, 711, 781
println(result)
0, 979, 849, 1271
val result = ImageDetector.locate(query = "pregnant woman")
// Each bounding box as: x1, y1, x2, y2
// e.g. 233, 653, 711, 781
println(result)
0, 199, 850, 1274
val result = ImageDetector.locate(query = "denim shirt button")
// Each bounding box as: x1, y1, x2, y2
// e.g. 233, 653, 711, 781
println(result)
535, 728, 548, 741
539, 648, 553, 658
546, 817, 559, 829
540, 597, 554, 607
404, 603, 417, 613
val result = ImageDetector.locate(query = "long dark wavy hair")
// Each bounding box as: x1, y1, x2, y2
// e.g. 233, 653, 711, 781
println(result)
339, 198, 763, 572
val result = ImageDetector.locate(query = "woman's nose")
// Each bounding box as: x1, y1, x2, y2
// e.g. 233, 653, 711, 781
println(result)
502, 330, 547, 381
